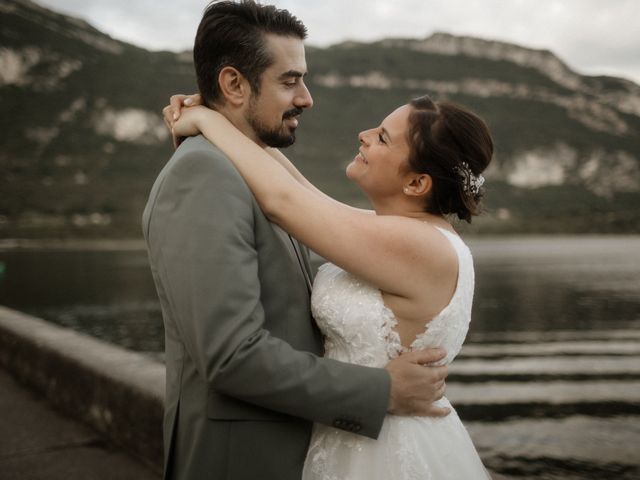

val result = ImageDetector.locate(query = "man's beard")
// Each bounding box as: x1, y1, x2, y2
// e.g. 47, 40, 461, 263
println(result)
246, 104, 303, 148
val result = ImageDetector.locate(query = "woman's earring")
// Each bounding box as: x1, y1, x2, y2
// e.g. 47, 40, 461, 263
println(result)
403, 187, 409, 194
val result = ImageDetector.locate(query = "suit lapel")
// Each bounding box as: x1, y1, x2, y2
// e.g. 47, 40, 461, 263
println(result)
271, 225, 313, 293
289, 237, 314, 293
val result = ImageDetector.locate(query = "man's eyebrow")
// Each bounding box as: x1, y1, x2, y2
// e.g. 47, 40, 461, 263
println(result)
278, 70, 306, 80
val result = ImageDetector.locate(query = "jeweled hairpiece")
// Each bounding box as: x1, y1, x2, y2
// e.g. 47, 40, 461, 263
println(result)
455, 161, 485, 195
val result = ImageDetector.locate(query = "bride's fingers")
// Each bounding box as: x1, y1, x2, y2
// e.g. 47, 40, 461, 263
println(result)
169, 94, 192, 120
163, 92, 202, 127
161, 105, 179, 148
172, 128, 179, 149
169, 94, 185, 120
183, 93, 202, 107
162, 105, 172, 126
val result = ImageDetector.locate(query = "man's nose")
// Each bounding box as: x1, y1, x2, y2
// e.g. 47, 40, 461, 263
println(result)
295, 82, 313, 109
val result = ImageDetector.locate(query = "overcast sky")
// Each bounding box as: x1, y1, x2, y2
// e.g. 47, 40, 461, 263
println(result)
37, 0, 640, 84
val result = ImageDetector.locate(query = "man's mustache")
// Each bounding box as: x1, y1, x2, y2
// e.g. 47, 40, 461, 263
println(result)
283, 107, 303, 119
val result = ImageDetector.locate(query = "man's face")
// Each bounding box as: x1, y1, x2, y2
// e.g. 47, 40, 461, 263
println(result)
245, 34, 313, 148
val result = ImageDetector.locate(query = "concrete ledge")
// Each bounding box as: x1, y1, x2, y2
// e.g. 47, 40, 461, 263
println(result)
0, 305, 164, 473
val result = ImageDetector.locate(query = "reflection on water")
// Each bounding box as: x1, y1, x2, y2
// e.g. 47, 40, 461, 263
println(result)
3, 236, 637, 351
468, 236, 640, 336
469, 416, 640, 480
0, 247, 164, 351
0, 236, 639, 479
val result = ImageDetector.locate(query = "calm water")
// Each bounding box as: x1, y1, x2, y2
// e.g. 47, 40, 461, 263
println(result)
1, 236, 639, 479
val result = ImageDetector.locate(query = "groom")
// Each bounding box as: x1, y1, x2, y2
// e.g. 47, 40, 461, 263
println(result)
143, 1, 449, 479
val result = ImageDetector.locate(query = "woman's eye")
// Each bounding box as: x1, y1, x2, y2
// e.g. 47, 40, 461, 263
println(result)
378, 133, 386, 144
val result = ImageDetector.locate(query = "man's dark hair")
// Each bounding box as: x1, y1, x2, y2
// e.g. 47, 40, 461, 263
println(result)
193, 0, 307, 107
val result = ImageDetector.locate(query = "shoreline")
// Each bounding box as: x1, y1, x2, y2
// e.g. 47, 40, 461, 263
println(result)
0, 238, 147, 251
1, 233, 639, 252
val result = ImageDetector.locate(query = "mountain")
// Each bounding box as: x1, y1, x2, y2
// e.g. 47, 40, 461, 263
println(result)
1, 0, 639, 237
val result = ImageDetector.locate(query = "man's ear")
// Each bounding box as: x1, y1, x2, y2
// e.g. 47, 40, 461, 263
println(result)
218, 66, 250, 106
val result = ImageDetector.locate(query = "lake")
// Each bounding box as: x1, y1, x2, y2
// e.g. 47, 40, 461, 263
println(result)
1, 236, 639, 479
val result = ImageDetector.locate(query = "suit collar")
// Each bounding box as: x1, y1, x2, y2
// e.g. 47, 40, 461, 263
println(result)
271, 224, 313, 293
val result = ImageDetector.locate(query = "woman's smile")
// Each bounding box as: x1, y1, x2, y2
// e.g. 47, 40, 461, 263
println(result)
356, 150, 368, 164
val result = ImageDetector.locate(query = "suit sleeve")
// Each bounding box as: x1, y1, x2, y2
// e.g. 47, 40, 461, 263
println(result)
145, 146, 390, 438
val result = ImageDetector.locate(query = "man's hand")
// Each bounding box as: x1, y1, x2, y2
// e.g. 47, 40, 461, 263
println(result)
385, 348, 450, 417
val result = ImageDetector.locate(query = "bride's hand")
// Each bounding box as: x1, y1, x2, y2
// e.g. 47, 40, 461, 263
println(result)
162, 93, 203, 148
171, 105, 212, 139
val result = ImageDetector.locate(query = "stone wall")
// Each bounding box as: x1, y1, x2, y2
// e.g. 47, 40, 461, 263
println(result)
0, 306, 164, 473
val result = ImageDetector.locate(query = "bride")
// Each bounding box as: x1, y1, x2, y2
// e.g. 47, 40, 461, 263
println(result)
164, 94, 492, 479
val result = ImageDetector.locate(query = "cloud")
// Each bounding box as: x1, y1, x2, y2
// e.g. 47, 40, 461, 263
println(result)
35, 0, 640, 83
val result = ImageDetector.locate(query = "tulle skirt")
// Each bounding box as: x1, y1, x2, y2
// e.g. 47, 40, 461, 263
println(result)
303, 398, 491, 479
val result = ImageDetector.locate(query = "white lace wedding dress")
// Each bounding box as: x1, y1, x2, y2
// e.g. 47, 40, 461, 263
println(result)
303, 227, 491, 479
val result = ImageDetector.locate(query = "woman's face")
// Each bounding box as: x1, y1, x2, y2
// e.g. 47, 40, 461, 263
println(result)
346, 104, 413, 199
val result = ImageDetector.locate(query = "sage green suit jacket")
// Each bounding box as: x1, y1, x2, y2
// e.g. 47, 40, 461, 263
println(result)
142, 136, 390, 480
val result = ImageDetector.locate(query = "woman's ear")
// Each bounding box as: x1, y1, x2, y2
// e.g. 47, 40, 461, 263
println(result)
406, 173, 433, 196
217, 66, 250, 106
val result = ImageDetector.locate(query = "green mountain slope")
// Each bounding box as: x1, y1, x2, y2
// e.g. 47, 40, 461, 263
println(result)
1, 0, 639, 237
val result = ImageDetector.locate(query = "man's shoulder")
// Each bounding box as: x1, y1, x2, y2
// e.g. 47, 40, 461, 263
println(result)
164, 135, 237, 178
142, 134, 255, 237
144, 135, 248, 215
143, 136, 247, 207
175, 134, 222, 158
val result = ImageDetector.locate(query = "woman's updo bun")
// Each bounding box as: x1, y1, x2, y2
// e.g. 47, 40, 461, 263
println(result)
406, 96, 493, 223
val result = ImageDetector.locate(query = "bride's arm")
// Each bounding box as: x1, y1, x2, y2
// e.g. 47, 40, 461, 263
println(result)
164, 94, 373, 215
174, 106, 446, 300
264, 147, 374, 215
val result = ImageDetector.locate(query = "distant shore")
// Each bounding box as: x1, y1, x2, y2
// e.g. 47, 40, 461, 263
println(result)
0, 238, 147, 251
2, 232, 639, 251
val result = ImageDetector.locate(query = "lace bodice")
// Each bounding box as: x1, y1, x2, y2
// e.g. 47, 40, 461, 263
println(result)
304, 228, 491, 480
311, 227, 475, 367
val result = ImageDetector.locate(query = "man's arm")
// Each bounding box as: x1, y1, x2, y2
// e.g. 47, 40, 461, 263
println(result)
146, 143, 392, 437
147, 141, 448, 438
